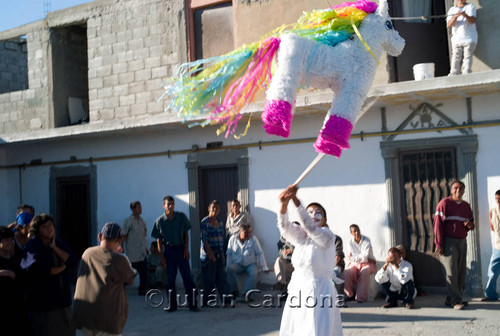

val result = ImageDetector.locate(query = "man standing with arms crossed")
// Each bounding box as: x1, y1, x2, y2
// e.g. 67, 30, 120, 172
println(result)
434, 181, 474, 310
151, 196, 198, 312
446, 0, 478, 76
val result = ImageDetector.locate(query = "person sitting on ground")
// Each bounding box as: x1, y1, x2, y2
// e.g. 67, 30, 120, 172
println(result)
395, 244, 427, 297
344, 224, 377, 303
147, 241, 166, 290
226, 223, 269, 301
375, 247, 416, 309
273, 234, 295, 295
72, 222, 137, 335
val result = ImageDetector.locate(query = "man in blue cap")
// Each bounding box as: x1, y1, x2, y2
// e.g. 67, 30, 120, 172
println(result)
13, 212, 33, 263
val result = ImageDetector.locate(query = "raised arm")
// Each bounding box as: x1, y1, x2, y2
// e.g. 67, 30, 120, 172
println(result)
278, 186, 307, 245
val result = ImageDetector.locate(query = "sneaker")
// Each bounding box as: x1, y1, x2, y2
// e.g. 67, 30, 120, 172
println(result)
406, 303, 414, 309
453, 303, 465, 310
481, 297, 493, 302
382, 301, 398, 308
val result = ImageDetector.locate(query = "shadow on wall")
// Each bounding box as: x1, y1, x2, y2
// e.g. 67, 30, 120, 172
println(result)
475, 0, 500, 70
245, 205, 282, 285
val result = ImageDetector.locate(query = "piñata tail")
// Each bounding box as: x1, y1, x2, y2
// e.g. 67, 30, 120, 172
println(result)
161, 0, 378, 139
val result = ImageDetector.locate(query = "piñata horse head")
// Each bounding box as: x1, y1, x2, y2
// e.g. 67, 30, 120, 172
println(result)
162, 0, 404, 157
262, 0, 405, 157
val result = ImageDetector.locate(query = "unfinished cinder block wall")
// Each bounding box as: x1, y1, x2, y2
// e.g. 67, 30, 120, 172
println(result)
0, 0, 188, 134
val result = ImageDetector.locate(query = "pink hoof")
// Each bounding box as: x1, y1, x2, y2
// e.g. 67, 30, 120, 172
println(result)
314, 134, 342, 157
319, 115, 353, 149
261, 100, 293, 137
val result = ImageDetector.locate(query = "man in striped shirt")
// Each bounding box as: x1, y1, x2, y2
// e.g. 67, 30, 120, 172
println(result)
433, 180, 474, 310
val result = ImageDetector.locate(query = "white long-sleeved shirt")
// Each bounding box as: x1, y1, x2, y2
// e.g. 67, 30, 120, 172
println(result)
226, 235, 269, 271
277, 204, 335, 249
374, 258, 414, 293
226, 212, 253, 236
348, 235, 375, 264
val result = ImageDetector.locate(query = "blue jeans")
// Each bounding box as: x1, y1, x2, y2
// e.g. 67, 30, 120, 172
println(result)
484, 248, 500, 300
380, 280, 415, 304
164, 246, 197, 308
226, 263, 258, 295
201, 249, 230, 301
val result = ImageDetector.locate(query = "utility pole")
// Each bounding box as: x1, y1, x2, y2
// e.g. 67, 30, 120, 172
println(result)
43, 0, 51, 16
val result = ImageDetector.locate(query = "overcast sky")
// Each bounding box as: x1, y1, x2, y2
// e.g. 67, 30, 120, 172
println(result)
0, 0, 93, 32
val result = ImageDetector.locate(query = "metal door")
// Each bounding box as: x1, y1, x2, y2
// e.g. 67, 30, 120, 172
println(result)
198, 165, 238, 224
55, 176, 91, 258
399, 148, 457, 287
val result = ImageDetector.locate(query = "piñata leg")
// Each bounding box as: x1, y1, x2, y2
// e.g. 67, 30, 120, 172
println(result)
262, 34, 310, 137
314, 84, 366, 157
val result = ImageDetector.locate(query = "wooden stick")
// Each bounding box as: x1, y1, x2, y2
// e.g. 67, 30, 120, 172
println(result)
293, 153, 326, 186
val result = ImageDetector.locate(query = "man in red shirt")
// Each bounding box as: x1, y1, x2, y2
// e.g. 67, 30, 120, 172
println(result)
433, 181, 474, 310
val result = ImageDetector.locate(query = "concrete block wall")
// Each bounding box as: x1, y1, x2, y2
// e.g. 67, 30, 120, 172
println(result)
0, 38, 28, 94
0, 30, 50, 134
87, 0, 185, 123
0, 0, 187, 136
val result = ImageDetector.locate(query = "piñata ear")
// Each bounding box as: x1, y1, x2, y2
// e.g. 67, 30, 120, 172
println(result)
377, 0, 389, 17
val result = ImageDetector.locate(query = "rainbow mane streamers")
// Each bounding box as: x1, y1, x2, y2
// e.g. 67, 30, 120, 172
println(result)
161, 0, 377, 138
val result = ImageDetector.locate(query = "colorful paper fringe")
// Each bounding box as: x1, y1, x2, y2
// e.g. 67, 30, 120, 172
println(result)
161, 0, 378, 138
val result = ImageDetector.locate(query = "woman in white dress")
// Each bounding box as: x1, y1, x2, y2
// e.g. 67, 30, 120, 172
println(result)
278, 185, 343, 336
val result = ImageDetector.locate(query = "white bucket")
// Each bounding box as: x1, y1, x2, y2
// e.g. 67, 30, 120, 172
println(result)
413, 63, 435, 80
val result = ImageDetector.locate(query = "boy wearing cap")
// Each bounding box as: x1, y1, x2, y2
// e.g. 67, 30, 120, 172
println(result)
14, 212, 33, 263
72, 222, 137, 336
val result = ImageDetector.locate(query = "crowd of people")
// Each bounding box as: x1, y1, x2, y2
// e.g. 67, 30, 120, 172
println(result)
1, 182, 499, 335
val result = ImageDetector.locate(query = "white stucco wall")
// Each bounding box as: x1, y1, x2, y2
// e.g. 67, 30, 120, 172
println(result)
1, 93, 499, 290
476, 124, 500, 290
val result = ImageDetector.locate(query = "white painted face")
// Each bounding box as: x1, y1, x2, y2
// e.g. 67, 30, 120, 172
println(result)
307, 205, 326, 227
308, 209, 323, 223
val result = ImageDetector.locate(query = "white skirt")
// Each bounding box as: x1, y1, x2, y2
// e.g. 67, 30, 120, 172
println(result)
279, 273, 343, 336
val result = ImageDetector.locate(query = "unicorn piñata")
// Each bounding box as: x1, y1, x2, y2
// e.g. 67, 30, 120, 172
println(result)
162, 0, 405, 157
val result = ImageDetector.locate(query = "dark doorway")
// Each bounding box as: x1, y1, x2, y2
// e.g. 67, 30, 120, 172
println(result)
198, 165, 238, 224
51, 24, 89, 127
399, 148, 457, 287
55, 176, 91, 258
388, 0, 450, 82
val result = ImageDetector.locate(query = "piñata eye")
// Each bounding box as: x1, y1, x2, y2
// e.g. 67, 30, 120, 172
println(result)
385, 20, 393, 30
